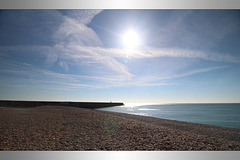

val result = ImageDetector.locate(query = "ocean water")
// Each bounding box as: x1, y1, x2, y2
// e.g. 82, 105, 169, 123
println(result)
97, 103, 240, 129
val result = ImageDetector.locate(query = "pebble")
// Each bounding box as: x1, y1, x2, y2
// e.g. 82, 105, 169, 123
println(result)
0, 106, 240, 150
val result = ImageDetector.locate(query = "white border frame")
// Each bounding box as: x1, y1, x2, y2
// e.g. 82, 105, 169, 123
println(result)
0, 0, 240, 160
0, 0, 240, 9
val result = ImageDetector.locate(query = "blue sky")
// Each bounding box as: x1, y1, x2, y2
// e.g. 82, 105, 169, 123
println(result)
0, 10, 240, 103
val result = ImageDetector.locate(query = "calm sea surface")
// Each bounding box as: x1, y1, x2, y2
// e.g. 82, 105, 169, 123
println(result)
97, 103, 240, 129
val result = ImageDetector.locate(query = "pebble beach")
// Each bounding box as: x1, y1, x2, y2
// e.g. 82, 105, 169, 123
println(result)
0, 106, 240, 151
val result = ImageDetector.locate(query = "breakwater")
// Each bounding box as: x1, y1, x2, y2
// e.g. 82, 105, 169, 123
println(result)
0, 100, 124, 109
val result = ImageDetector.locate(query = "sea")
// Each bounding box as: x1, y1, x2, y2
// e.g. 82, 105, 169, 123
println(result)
97, 103, 240, 129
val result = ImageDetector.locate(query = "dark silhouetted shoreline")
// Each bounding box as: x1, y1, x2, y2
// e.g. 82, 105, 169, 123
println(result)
0, 100, 123, 109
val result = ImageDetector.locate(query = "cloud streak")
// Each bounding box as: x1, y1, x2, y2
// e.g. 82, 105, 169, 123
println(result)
58, 45, 240, 63
54, 16, 103, 47
0, 10, 239, 92
0, 57, 228, 90
1, 42, 238, 87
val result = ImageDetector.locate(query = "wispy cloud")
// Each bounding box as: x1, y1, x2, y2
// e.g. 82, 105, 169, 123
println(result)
57, 60, 69, 71
60, 10, 102, 25
50, 10, 134, 79
0, 57, 230, 91
0, 60, 123, 86
57, 45, 240, 63
54, 16, 103, 47
0, 10, 239, 92
1, 43, 238, 87
157, 65, 229, 81
30, 79, 90, 88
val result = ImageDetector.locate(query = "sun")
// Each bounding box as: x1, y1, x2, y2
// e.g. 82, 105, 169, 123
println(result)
122, 30, 140, 49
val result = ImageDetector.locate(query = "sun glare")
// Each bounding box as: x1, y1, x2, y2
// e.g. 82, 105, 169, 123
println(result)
122, 30, 140, 49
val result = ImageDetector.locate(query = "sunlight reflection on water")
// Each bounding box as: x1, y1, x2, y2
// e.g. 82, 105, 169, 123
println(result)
98, 103, 240, 129
138, 108, 160, 111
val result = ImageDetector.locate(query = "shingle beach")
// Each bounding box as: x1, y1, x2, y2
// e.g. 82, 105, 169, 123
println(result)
1, 106, 240, 151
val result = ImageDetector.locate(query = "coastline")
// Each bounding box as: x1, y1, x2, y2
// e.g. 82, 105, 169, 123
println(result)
0, 105, 240, 151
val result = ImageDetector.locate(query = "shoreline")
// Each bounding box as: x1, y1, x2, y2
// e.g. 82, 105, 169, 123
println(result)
0, 105, 240, 151
97, 110, 240, 142
101, 103, 240, 130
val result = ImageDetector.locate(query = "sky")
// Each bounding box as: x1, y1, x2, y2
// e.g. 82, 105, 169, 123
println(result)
0, 10, 240, 103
